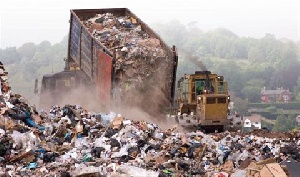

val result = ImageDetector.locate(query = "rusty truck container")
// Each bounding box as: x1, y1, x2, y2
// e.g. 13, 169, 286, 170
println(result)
66, 8, 178, 112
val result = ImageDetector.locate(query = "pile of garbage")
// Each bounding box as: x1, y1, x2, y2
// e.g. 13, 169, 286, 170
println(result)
1, 62, 300, 177
82, 12, 174, 108
84, 12, 168, 79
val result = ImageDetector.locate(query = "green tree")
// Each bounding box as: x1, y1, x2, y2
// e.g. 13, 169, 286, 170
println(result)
0, 47, 21, 64
248, 46, 265, 62
241, 79, 265, 102
37, 41, 51, 52
152, 20, 187, 47
261, 120, 274, 130
213, 60, 244, 96
17, 42, 37, 59
272, 62, 300, 90
6, 38, 66, 105
293, 77, 300, 101
261, 33, 281, 62
273, 114, 297, 132
235, 38, 248, 59
232, 97, 248, 114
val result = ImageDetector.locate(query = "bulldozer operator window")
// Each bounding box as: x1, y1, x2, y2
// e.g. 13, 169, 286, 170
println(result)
195, 80, 205, 95
217, 77, 225, 93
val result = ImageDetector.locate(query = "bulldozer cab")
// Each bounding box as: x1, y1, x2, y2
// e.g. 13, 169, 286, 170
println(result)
177, 71, 227, 104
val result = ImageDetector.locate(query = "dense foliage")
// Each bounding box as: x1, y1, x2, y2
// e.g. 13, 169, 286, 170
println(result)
250, 102, 300, 110
272, 114, 298, 132
0, 37, 68, 106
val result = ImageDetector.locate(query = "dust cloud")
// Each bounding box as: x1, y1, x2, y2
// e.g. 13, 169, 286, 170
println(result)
38, 81, 178, 130
109, 105, 177, 130
38, 85, 105, 112
109, 80, 176, 130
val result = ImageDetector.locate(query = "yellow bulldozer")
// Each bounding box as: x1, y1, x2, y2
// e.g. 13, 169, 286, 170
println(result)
176, 71, 241, 132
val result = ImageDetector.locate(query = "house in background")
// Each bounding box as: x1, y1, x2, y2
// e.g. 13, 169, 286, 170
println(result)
261, 87, 293, 103
243, 114, 262, 129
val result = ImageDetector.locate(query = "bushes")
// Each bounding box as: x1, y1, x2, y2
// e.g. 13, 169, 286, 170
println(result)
250, 102, 300, 110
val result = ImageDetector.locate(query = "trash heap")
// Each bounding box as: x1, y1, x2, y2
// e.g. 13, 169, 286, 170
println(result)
1, 62, 300, 177
82, 12, 174, 109
84, 12, 168, 80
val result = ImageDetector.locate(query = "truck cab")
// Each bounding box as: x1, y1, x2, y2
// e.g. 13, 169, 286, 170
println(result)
39, 69, 94, 110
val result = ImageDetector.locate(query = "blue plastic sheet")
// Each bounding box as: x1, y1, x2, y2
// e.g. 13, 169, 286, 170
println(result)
25, 118, 38, 127
27, 162, 38, 169
25, 118, 45, 130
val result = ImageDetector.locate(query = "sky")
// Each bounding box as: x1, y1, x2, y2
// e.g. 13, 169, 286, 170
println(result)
0, 0, 299, 48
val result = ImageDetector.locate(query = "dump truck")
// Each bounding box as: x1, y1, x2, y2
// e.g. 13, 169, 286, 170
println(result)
176, 71, 241, 132
39, 8, 178, 114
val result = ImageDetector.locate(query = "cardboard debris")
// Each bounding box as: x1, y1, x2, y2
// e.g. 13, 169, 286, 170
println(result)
111, 115, 124, 129
246, 158, 291, 177
0, 115, 15, 129
9, 149, 35, 163
222, 160, 234, 173
259, 163, 288, 177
